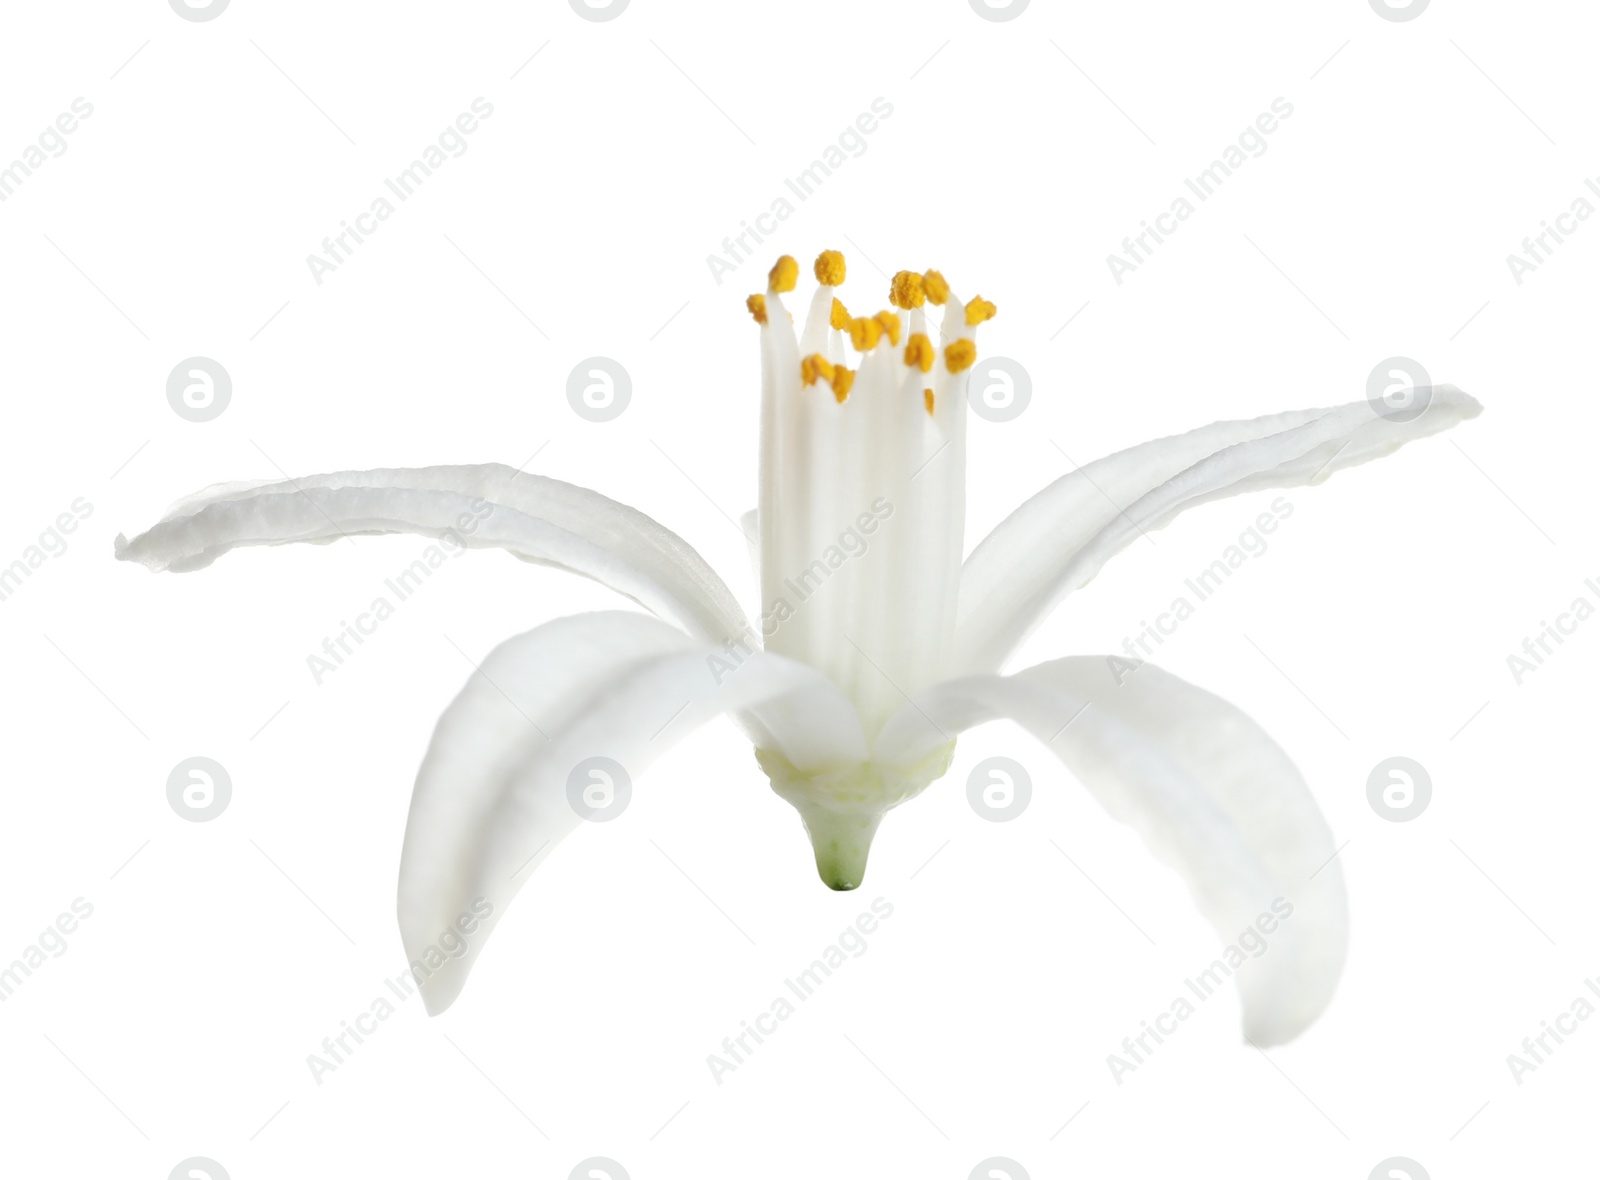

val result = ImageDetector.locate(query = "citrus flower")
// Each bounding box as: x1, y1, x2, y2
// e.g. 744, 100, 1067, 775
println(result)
118, 249, 1480, 1040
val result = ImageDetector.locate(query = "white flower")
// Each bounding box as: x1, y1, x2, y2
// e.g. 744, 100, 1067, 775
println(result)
118, 250, 1480, 1041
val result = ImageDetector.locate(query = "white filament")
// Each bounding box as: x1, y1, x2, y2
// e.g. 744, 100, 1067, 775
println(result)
756, 274, 978, 738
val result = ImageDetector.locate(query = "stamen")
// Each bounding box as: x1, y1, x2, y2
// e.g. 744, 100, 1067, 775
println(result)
964, 296, 997, 326
829, 297, 852, 331
848, 316, 883, 352
904, 333, 935, 373
944, 339, 977, 373
800, 353, 834, 386
873, 310, 902, 347
830, 367, 855, 402
768, 255, 799, 293
924, 387, 935, 415
890, 271, 926, 309
746, 294, 768, 325
814, 250, 847, 286
922, 269, 950, 305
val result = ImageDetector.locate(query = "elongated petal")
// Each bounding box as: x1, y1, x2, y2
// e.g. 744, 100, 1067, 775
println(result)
116, 464, 752, 646
955, 389, 1480, 673
739, 508, 761, 585
398, 611, 865, 1014
874, 657, 1345, 1045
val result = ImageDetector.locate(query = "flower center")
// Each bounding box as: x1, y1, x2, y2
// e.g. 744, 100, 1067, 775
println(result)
749, 250, 997, 737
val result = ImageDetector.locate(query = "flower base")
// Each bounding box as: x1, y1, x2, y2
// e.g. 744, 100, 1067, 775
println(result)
756, 742, 957, 890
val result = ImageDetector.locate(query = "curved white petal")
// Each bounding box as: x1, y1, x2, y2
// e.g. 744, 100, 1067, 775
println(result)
398, 610, 865, 1014
116, 464, 751, 646
955, 389, 1481, 673
874, 657, 1345, 1045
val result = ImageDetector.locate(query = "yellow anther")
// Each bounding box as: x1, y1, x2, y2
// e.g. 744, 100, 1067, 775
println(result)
768, 255, 799, 293
849, 316, 883, 352
830, 366, 855, 402
814, 250, 846, 286
890, 271, 925, 309
924, 388, 935, 415
800, 353, 835, 386
922, 269, 950, 305
944, 339, 977, 373
746, 293, 768, 325
873, 310, 902, 347
829, 297, 852, 331
904, 332, 935, 373
965, 296, 997, 326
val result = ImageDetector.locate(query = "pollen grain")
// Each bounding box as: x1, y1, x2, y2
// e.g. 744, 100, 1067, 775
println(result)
768, 255, 799, 293
814, 250, 847, 286
944, 339, 977, 373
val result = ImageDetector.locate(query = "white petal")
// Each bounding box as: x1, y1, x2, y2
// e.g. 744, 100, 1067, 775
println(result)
399, 611, 865, 1013
739, 507, 760, 585
955, 389, 1481, 673
116, 464, 751, 646
873, 657, 1345, 1045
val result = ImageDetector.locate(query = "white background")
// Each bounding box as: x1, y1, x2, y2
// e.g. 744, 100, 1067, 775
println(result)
1, 0, 1595, 1176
